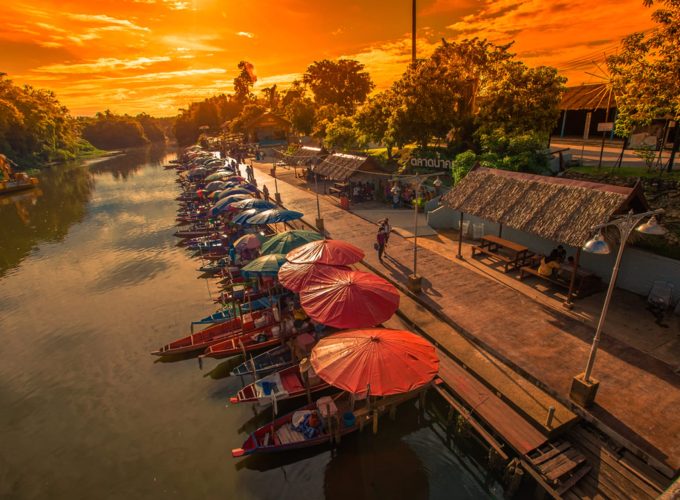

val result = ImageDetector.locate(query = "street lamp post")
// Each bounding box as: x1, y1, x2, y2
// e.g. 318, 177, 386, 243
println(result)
569, 209, 665, 407
407, 173, 442, 293
314, 163, 324, 233
271, 162, 282, 205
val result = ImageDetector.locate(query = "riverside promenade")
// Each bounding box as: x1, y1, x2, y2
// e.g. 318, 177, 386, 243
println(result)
251, 161, 680, 476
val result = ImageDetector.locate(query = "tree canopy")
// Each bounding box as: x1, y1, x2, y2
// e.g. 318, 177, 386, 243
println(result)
302, 59, 374, 113
608, 1, 679, 134
0, 73, 83, 165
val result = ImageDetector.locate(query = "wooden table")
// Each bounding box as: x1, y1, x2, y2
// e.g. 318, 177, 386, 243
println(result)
472, 234, 534, 272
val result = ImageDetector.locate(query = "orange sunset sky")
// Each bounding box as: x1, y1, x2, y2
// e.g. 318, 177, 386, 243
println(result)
0, 0, 655, 116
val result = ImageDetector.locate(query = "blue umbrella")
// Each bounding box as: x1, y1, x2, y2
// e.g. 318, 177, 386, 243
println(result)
228, 199, 276, 211
245, 209, 304, 225
210, 194, 253, 217
232, 208, 266, 225
220, 187, 253, 197
239, 183, 259, 193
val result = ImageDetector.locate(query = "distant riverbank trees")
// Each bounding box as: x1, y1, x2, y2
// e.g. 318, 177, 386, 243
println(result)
0, 73, 85, 166
80, 111, 170, 150
0, 74, 172, 166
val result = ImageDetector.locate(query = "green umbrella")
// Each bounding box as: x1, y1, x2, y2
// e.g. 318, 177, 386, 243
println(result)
241, 254, 288, 277
260, 230, 324, 255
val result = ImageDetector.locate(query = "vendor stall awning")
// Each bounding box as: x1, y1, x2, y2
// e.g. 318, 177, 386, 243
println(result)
441, 166, 649, 248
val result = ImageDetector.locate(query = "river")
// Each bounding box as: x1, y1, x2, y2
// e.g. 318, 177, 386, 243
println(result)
0, 146, 503, 499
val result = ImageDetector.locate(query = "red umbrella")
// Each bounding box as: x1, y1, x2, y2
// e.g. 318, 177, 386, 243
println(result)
286, 239, 364, 266
277, 261, 351, 292
300, 269, 399, 328
310, 329, 439, 396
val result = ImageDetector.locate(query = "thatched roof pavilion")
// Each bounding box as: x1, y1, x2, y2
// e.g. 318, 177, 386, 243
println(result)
442, 166, 649, 248
313, 153, 383, 181
284, 146, 326, 165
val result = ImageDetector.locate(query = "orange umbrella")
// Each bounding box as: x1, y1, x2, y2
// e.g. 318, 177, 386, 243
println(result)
278, 261, 351, 292
300, 269, 399, 328
310, 329, 439, 396
286, 239, 364, 265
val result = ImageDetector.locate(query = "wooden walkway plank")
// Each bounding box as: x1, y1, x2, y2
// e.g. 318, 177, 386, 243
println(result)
437, 354, 547, 455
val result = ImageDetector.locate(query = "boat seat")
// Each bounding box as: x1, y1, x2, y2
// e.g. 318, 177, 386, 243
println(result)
280, 371, 304, 392
276, 425, 305, 444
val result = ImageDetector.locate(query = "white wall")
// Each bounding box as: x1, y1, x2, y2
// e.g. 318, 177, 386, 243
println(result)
427, 206, 680, 299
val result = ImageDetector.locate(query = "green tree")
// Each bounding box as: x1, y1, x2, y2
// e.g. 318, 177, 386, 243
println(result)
81, 110, 149, 150
260, 84, 279, 110
234, 61, 257, 104
284, 96, 316, 136
302, 59, 374, 112
355, 90, 399, 158
136, 113, 166, 143
607, 0, 680, 170
323, 115, 366, 151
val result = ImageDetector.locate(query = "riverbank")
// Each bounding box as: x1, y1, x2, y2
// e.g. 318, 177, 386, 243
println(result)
249, 159, 679, 487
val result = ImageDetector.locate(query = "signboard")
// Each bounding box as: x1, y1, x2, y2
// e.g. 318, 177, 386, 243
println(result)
409, 157, 452, 170
597, 122, 614, 132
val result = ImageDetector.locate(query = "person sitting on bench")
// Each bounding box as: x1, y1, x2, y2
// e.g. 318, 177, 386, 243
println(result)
538, 250, 561, 277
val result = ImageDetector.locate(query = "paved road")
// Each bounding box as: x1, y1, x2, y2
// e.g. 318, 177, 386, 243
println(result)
252, 161, 680, 474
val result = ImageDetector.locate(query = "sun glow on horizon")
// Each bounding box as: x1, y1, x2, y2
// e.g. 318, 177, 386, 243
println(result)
0, 0, 655, 116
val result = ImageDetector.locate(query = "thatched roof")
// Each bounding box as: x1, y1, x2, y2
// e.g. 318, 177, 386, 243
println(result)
313, 153, 382, 181
560, 84, 616, 111
243, 112, 291, 130
285, 146, 326, 165
441, 167, 649, 247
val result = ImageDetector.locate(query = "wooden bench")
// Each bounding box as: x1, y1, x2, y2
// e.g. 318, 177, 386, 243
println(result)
520, 265, 570, 289
472, 235, 534, 272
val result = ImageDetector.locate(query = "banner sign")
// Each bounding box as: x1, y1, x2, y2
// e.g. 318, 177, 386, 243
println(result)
409, 157, 452, 170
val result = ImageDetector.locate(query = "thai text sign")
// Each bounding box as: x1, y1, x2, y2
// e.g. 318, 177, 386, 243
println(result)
409, 157, 452, 170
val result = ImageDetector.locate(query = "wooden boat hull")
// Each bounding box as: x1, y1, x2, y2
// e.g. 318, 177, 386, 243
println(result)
231, 397, 358, 457
230, 364, 330, 404
0, 179, 38, 196
201, 325, 296, 359
150, 310, 274, 356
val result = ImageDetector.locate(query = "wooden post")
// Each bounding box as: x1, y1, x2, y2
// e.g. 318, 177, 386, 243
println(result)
372, 409, 379, 434
498, 223, 503, 238
457, 212, 464, 259
564, 247, 581, 309
303, 369, 312, 404
546, 406, 555, 428
326, 403, 333, 445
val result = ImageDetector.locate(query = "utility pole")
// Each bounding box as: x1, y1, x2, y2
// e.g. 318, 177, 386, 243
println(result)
412, 0, 417, 64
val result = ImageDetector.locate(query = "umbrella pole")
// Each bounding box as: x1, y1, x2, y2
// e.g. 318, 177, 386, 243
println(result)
303, 369, 312, 404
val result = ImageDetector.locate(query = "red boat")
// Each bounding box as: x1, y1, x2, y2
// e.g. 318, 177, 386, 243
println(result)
150, 309, 275, 356
229, 362, 330, 405
231, 394, 359, 457
202, 321, 305, 359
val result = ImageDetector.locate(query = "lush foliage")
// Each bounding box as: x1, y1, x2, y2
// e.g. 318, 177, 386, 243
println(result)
174, 94, 241, 145
302, 59, 374, 113
80, 110, 171, 150
0, 74, 83, 165
229, 104, 268, 133
356, 39, 565, 152
608, 0, 680, 137
234, 61, 257, 104
323, 116, 367, 151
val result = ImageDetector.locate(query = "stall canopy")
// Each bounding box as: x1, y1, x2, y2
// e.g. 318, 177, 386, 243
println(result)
312, 153, 384, 181
285, 146, 326, 165
442, 166, 649, 248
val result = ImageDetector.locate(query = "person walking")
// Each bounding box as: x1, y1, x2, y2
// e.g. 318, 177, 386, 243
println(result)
262, 184, 270, 201
376, 226, 387, 262
380, 218, 391, 255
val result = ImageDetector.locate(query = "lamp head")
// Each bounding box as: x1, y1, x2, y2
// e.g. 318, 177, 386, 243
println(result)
583, 231, 610, 254
636, 215, 666, 236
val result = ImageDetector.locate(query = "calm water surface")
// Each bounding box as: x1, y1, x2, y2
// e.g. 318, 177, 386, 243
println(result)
0, 146, 502, 499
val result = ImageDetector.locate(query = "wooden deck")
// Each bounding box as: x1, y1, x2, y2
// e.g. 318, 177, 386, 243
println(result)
436, 353, 547, 455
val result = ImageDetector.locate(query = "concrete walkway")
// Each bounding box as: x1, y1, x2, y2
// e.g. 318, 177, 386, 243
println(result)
252, 162, 680, 475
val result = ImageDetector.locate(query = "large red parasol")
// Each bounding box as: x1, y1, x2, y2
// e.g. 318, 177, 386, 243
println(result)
286, 239, 364, 266
300, 269, 399, 328
310, 329, 439, 396
277, 261, 350, 292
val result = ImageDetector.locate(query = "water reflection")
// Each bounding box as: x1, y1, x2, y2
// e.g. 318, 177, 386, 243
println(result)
0, 163, 94, 276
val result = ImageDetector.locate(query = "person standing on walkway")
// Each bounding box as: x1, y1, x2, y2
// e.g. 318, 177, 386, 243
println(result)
376, 226, 387, 262
380, 218, 391, 255
262, 184, 270, 201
